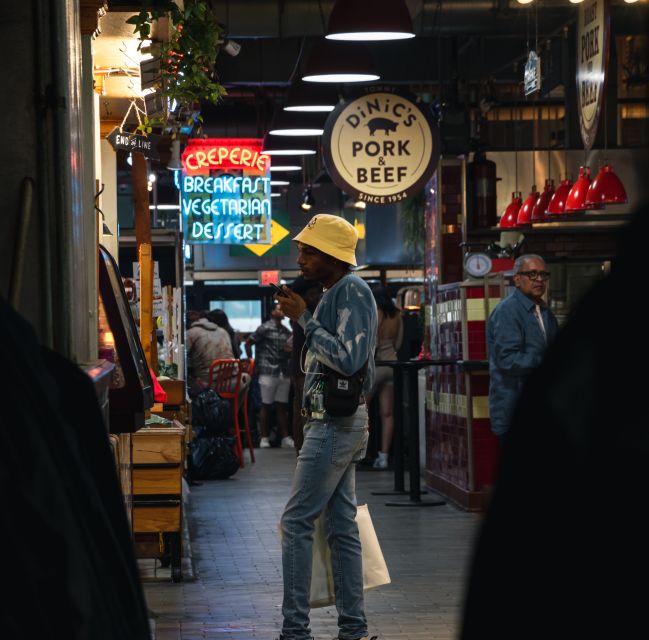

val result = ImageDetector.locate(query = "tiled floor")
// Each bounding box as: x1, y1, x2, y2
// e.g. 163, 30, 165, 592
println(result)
142, 448, 482, 640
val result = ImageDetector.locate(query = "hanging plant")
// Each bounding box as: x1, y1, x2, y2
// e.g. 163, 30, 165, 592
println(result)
401, 189, 426, 258
126, 0, 227, 134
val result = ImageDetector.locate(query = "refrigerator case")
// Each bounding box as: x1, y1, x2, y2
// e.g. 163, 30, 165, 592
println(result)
98, 245, 154, 433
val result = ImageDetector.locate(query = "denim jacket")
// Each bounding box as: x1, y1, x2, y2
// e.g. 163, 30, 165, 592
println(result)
487, 288, 558, 435
297, 274, 378, 411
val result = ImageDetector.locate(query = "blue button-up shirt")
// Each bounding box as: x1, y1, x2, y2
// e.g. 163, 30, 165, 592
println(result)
487, 288, 558, 435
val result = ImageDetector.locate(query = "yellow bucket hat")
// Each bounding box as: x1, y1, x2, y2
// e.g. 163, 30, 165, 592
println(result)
293, 214, 358, 266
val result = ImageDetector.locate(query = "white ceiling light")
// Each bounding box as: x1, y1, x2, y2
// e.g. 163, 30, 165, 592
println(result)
269, 165, 301, 172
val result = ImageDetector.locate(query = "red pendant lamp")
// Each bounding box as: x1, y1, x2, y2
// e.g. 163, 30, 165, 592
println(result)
517, 185, 539, 226
500, 192, 522, 228
585, 164, 628, 206
565, 166, 592, 212
547, 178, 573, 215
532, 178, 555, 222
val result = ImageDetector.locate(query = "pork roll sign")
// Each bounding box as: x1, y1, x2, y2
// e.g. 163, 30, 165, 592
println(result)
322, 88, 440, 205
576, 0, 610, 150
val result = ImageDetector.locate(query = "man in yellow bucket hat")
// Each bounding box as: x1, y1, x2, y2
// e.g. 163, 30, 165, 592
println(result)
274, 214, 378, 640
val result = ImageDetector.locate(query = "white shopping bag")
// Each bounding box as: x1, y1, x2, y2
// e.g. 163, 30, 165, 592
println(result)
309, 503, 391, 608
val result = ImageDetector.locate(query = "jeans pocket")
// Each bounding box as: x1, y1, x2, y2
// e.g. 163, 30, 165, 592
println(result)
331, 424, 369, 468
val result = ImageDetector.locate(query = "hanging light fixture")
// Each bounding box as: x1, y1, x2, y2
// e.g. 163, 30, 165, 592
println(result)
584, 97, 628, 206
517, 185, 539, 226
585, 164, 628, 206
300, 186, 316, 211
302, 40, 380, 83
548, 104, 573, 215
268, 111, 326, 137
532, 179, 555, 222
564, 165, 592, 211
547, 178, 573, 215
326, 0, 415, 41
269, 164, 301, 172
284, 82, 338, 113
500, 192, 523, 228
261, 134, 317, 156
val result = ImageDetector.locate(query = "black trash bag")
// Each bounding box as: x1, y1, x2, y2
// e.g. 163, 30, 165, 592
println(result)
191, 388, 232, 436
187, 434, 239, 480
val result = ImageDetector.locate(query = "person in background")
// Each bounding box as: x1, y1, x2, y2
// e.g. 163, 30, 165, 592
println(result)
186, 311, 233, 395
207, 308, 242, 359
206, 308, 251, 409
369, 286, 403, 470
287, 276, 323, 454
245, 302, 293, 448
487, 254, 558, 443
274, 213, 378, 640
461, 208, 648, 639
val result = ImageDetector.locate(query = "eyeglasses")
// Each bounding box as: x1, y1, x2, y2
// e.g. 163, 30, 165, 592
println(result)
517, 270, 551, 281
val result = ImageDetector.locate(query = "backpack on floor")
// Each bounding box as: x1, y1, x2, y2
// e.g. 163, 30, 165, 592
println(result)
191, 388, 232, 436
187, 430, 239, 480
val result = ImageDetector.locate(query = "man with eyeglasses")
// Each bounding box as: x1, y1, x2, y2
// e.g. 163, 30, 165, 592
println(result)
487, 254, 558, 442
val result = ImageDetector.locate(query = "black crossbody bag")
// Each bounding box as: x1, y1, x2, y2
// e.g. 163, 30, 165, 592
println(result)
322, 360, 368, 417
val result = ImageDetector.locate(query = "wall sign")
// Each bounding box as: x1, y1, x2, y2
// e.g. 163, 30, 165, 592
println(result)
106, 127, 161, 160
576, 0, 610, 150
179, 138, 272, 245
322, 89, 440, 205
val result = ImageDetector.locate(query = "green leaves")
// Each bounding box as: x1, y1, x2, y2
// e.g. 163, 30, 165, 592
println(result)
128, 0, 227, 131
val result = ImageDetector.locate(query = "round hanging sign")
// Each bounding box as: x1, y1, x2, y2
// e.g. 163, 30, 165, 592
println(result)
576, 0, 610, 150
322, 89, 440, 205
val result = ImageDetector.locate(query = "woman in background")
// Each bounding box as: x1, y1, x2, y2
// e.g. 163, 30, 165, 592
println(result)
207, 309, 241, 358
370, 287, 403, 469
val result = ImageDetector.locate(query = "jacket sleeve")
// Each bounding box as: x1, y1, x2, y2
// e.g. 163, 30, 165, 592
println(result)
299, 286, 375, 376
488, 310, 542, 375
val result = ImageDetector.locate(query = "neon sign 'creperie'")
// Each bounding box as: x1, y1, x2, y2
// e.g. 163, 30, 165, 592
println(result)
182, 140, 270, 174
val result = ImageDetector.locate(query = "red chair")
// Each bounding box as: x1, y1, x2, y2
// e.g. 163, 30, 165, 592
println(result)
239, 359, 255, 464
208, 359, 254, 467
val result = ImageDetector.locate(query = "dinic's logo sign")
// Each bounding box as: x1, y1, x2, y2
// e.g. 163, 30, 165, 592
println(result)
576, 0, 610, 150
179, 138, 272, 245
322, 89, 440, 205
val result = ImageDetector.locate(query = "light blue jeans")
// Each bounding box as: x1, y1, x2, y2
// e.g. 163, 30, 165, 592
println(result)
280, 406, 369, 640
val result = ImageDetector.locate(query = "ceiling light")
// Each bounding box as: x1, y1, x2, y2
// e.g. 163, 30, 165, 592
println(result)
284, 82, 338, 113
270, 193, 282, 198
565, 166, 592, 212
269, 165, 301, 172
268, 111, 326, 137
302, 40, 380, 83
326, 0, 415, 41
301, 187, 315, 211
270, 180, 290, 186
262, 134, 317, 156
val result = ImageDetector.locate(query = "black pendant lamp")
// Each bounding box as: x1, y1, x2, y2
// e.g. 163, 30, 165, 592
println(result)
302, 40, 379, 83
326, 0, 415, 41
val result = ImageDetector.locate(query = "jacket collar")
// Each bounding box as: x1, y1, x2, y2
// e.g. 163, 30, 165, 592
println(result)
512, 287, 546, 312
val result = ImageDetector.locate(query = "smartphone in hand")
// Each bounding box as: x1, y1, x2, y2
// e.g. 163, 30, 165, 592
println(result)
268, 282, 288, 297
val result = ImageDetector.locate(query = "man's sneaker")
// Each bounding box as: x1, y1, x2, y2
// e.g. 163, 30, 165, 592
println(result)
259, 437, 271, 448
372, 452, 388, 469
281, 435, 295, 448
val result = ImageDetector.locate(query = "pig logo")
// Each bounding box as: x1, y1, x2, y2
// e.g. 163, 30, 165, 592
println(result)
366, 117, 399, 136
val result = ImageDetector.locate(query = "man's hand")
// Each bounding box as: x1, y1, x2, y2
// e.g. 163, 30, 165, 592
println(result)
276, 286, 307, 321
